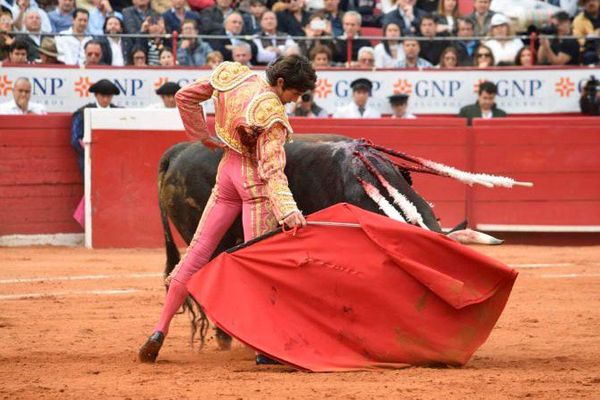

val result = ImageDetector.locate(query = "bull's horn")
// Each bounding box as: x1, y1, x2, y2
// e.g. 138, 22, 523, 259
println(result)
446, 229, 504, 245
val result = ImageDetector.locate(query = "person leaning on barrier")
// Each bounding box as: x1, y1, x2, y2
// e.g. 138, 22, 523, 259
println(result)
333, 78, 381, 118
580, 75, 600, 116
71, 79, 121, 177
458, 81, 507, 125
389, 93, 416, 119
147, 81, 181, 108
0, 77, 47, 115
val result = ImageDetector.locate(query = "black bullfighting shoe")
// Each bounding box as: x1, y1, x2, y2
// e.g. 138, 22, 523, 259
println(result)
138, 331, 165, 363
255, 353, 282, 365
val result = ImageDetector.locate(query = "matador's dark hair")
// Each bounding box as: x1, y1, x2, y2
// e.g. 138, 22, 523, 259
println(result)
266, 55, 317, 93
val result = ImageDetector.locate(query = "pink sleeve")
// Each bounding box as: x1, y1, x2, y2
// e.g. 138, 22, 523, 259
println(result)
175, 78, 214, 141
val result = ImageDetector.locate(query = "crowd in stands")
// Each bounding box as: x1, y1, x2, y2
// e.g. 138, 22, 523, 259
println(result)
1, 0, 599, 68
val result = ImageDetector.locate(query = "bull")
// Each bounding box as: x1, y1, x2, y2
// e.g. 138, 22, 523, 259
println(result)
157, 135, 514, 349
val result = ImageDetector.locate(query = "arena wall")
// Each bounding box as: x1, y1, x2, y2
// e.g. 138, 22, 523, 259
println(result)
1, 112, 599, 248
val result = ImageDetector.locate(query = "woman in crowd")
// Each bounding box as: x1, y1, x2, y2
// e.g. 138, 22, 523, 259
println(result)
130, 46, 148, 66
438, 46, 459, 68
473, 43, 495, 68
374, 22, 405, 68
484, 13, 523, 66
434, 0, 460, 35
308, 44, 332, 68
206, 50, 223, 68
515, 46, 535, 67
159, 48, 176, 66
0, 11, 14, 61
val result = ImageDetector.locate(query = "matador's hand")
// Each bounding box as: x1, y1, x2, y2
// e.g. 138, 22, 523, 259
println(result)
201, 137, 226, 151
282, 210, 306, 229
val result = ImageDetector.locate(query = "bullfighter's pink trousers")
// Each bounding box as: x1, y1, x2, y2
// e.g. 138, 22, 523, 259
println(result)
153, 149, 278, 335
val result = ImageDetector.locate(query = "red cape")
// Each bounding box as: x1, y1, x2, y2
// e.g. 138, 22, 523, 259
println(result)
187, 203, 517, 371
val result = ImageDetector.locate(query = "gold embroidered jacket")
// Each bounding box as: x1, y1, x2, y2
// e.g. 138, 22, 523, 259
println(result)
174, 61, 299, 222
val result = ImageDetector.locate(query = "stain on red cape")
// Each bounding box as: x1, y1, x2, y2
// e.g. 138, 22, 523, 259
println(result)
187, 203, 518, 371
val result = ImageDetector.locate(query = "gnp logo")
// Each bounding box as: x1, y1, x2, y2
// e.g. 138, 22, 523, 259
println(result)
0, 75, 13, 96
314, 78, 333, 98
393, 79, 412, 95
74, 77, 92, 97
473, 79, 543, 97
412, 80, 461, 98
554, 77, 575, 97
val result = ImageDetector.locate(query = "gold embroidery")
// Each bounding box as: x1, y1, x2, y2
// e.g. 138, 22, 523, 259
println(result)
210, 62, 255, 92
246, 92, 293, 135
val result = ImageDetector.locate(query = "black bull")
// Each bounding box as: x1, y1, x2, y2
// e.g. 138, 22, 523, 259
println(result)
158, 135, 442, 347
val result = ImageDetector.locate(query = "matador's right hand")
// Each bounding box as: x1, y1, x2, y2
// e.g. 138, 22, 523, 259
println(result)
281, 210, 307, 229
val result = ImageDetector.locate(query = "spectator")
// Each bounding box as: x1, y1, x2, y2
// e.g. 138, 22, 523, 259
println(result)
418, 14, 449, 65
136, 15, 170, 65
122, 0, 159, 34
231, 41, 253, 65
537, 11, 580, 65
466, 0, 495, 37
199, 0, 235, 36
434, 0, 459, 35
148, 81, 180, 108
162, 0, 201, 33
129, 45, 148, 65
244, 0, 267, 34
206, 49, 223, 67
18, 8, 43, 60
298, 12, 338, 61
334, 78, 381, 118
437, 45, 458, 67
374, 22, 405, 67
0, 77, 46, 114
207, 12, 255, 61
455, 17, 479, 65
333, 11, 372, 63
292, 90, 328, 117
12, 0, 52, 34
48, 0, 74, 33
323, 0, 343, 36
1, 11, 14, 61
253, 10, 296, 65
580, 75, 600, 115
89, 0, 123, 35
515, 46, 535, 66
177, 18, 212, 65
36, 36, 63, 63
573, 0, 599, 64
6, 38, 29, 63
396, 37, 433, 67
484, 13, 523, 65
382, 0, 426, 36
355, 45, 375, 67
56, 8, 92, 65
276, 0, 311, 37
355, 0, 379, 27
308, 43, 332, 67
416, 0, 438, 13
473, 43, 494, 67
83, 39, 104, 65
71, 79, 120, 176
458, 80, 507, 124
159, 46, 175, 65
97, 14, 131, 66
388, 93, 416, 118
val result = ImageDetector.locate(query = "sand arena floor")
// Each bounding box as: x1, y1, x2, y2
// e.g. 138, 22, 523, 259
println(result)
0, 244, 599, 399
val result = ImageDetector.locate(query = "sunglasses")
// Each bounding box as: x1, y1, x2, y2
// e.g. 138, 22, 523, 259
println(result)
477, 53, 492, 58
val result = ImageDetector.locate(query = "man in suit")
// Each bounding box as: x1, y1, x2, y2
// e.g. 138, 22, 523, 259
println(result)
333, 11, 372, 64
458, 81, 507, 125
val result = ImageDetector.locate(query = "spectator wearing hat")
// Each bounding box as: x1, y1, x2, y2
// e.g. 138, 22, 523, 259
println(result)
538, 11, 580, 65
147, 81, 181, 108
292, 90, 328, 117
96, 14, 131, 66
36, 36, 63, 63
573, 0, 600, 64
396, 37, 433, 67
89, 0, 124, 35
466, 0, 495, 36
0, 77, 47, 115
458, 81, 507, 125
49, 0, 75, 33
162, 0, 201, 34
333, 78, 381, 118
71, 79, 120, 176
389, 93, 415, 119
483, 13, 523, 65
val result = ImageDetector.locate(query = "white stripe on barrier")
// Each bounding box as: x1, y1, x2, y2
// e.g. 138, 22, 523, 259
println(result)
0, 272, 162, 284
0, 288, 140, 300
511, 263, 573, 269
541, 273, 600, 279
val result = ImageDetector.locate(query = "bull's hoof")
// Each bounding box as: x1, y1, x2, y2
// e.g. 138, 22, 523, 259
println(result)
256, 354, 281, 365
215, 329, 232, 351
139, 331, 164, 363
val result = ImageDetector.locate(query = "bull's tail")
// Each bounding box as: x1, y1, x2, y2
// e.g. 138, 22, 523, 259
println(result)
158, 154, 181, 279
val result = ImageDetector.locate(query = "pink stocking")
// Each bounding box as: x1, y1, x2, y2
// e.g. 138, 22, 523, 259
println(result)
153, 279, 189, 335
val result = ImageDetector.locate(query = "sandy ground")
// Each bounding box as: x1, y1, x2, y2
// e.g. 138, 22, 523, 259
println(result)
0, 244, 599, 399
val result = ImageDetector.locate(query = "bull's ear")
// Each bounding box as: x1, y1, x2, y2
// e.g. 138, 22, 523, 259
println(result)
448, 220, 468, 233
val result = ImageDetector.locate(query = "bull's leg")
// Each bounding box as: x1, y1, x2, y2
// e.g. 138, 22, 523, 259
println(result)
215, 327, 232, 351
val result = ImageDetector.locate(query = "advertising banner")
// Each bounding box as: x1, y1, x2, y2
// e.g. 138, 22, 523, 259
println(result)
0, 65, 598, 114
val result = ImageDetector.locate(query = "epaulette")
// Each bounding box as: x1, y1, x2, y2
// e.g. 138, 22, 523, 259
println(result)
245, 91, 293, 134
209, 61, 255, 92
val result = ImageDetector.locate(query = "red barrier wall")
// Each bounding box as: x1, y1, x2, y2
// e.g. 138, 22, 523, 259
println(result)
0, 114, 83, 235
